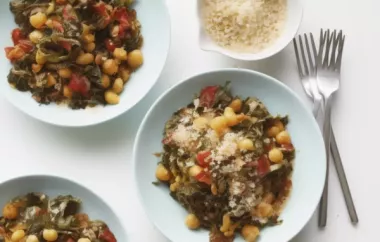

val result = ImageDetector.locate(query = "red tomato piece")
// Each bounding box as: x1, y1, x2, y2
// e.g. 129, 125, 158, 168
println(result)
113, 7, 130, 38
52, 20, 64, 32
5, 46, 25, 62
99, 229, 117, 242
257, 155, 270, 176
93, 1, 111, 28
199, 85, 219, 108
196, 151, 211, 167
67, 239, 75, 242
281, 143, 294, 152
18, 40, 34, 53
68, 73, 91, 96
12, 28, 24, 45
59, 41, 72, 51
104, 39, 116, 52
195, 171, 212, 185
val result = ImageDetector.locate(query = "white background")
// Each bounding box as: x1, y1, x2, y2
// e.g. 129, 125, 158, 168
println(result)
0, 0, 377, 241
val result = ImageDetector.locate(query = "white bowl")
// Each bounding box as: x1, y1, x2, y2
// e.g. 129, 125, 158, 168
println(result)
196, 0, 303, 61
0, 0, 170, 127
133, 69, 326, 242
0, 175, 127, 241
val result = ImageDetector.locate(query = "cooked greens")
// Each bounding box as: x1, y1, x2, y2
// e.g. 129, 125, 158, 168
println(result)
155, 82, 295, 242
0, 192, 117, 242
6, 0, 143, 109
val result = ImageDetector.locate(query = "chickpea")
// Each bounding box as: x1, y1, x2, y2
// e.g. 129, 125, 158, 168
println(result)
229, 99, 242, 113
274, 120, 285, 131
76, 53, 94, 65
112, 78, 124, 94
193, 117, 208, 130
29, 12, 47, 29
36, 49, 47, 65
224, 107, 239, 126
58, 68, 72, 79
102, 59, 119, 75
26, 235, 39, 242
185, 214, 200, 230
47, 73, 57, 88
257, 202, 274, 218
119, 67, 131, 83
170, 182, 179, 192
211, 183, 217, 195
78, 239, 91, 242
11, 230, 25, 242
82, 34, 95, 43
85, 42, 96, 52
104, 90, 120, 105
32, 64, 43, 73
220, 214, 231, 233
2, 203, 18, 219
210, 116, 228, 133
189, 165, 203, 177
268, 148, 283, 163
101, 75, 110, 89
82, 24, 91, 35
241, 225, 260, 242
155, 164, 171, 181
113, 48, 128, 61
263, 193, 275, 204
95, 54, 104, 66
276, 131, 291, 145
127, 49, 143, 69
238, 139, 255, 151
63, 85, 73, 98
267, 126, 280, 138
43, 229, 58, 241
29, 30, 44, 44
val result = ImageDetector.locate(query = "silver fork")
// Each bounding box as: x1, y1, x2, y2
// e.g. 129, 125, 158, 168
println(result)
293, 30, 358, 227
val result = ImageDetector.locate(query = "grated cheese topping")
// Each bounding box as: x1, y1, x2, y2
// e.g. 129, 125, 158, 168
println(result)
201, 0, 287, 53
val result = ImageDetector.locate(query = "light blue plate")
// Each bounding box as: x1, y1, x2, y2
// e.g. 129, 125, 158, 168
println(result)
133, 68, 326, 242
0, 175, 127, 241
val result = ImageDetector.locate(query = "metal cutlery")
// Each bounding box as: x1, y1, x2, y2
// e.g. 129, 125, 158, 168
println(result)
293, 30, 358, 227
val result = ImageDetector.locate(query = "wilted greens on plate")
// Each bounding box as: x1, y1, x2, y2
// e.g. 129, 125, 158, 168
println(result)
5, 0, 143, 109
155, 82, 295, 242
0, 192, 116, 242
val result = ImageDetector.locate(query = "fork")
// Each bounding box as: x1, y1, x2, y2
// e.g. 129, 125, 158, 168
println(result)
293, 30, 358, 227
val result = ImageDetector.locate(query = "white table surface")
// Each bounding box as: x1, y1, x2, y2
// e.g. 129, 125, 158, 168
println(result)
0, 0, 377, 241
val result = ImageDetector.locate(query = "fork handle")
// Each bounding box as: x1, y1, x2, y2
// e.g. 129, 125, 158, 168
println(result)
318, 95, 333, 227
330, 130, 359, 224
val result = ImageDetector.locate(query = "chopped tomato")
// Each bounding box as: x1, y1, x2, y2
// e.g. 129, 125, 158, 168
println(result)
281, 143, 294, 152
99, 229, 117, 242
18, 40, 34, 53
104, 38, 116, 52
66, 238, 75, 242
196, 151, 211, 167
113, 7, 130, 38
195, 171, 212, 185
257, 155, 270, 176
12, 28, 24, 45
199, 85, 219, 108
63, 4, 77, 21
5, 46, 25, 62
93, 1, 111, 28
52, 20, 64, 32
59, 41, 72, 51
68, 73, 91, 96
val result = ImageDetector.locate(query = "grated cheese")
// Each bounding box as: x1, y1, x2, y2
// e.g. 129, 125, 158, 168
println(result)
201, 0, 287, 53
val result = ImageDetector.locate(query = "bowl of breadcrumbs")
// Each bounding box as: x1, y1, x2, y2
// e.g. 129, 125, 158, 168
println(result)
197, 0, 303, 61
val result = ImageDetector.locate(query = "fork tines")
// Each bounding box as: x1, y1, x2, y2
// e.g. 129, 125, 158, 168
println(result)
318, 29, 345, 70
293, 33, 318, 79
